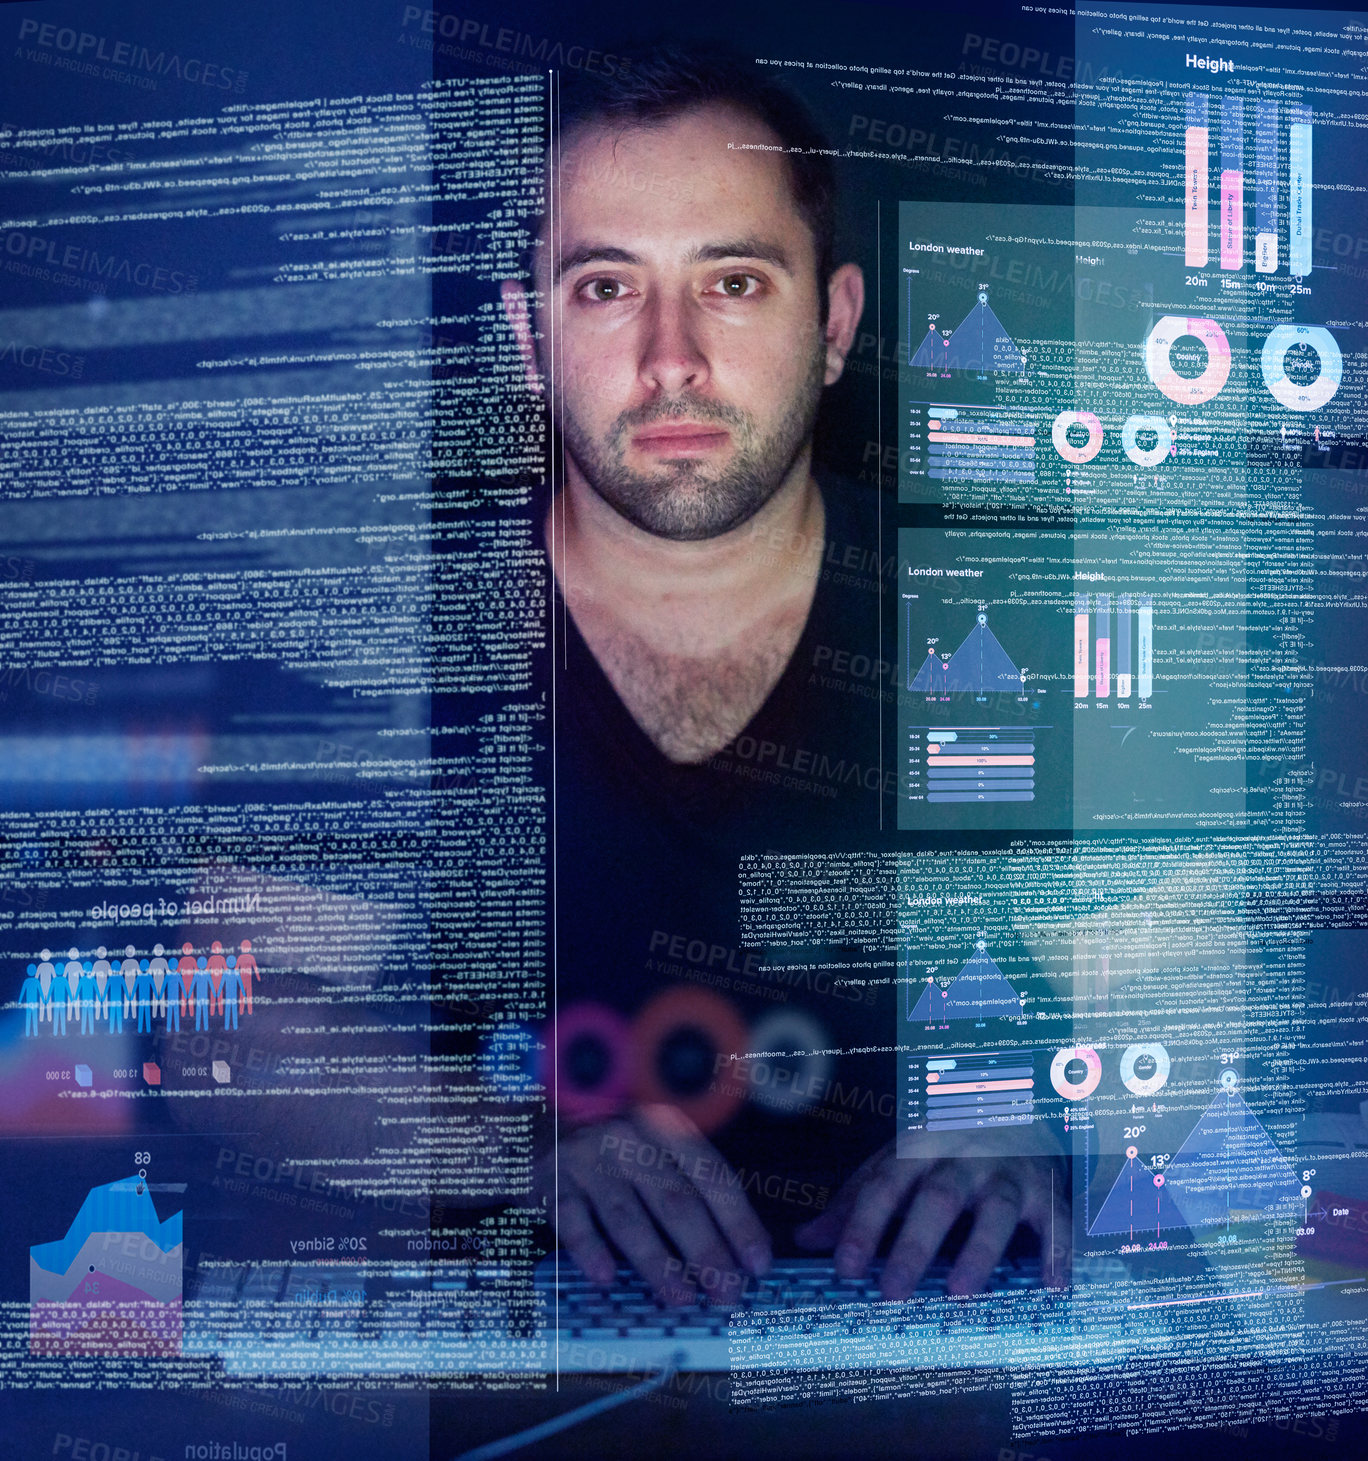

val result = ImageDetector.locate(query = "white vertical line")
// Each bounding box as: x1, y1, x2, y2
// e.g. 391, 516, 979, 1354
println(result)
877, 200, 883, 832
547, 65, 561, 1394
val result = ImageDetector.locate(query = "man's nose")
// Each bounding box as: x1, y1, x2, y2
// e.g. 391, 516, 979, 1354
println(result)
638, 291, 709, 395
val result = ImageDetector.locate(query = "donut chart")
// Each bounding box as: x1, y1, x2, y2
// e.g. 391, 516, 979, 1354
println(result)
1050, 1044, 1102, 1100
547, 1003, 633, 1123
1261, 324, 1342, 411
1144, 315, 1231, 404
1120, 1042, 1171, 1096
1051, 410, 1104, 464
1121, 415, 1174, 468
632, 986, 749, 1133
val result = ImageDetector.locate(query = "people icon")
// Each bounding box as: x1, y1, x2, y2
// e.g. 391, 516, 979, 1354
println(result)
148, 943, 171, 1024
76, 959, 99, 1035
52, 950, 80, 1035
177, 943, 199, 1027
92, 947, 112, 1025
237, 939, 260, 1014
20, 962, 42, 1036
207, 940, 228, 1016
118, 946, 140, 1034
189, 954, 213, 1032
36, 951, 55, 1028
18, 936, 260, 1037
134, 957, 157, 1034
221, 954, 243, 1030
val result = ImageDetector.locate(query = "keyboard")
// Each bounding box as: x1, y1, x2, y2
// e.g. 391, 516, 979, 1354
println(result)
183, 1254, 1080, 1376
544, 1255, 1050, 1372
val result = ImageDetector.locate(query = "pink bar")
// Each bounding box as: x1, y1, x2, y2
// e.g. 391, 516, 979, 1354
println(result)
928, 755, 1035, 767
928, 430, 1036, 448
1096, 638, 1110, 699
1186, 127, 1209, 266
1221, 170, 1243, 269
1074, 613, 1089, 697
927, 1077, 1034, 1095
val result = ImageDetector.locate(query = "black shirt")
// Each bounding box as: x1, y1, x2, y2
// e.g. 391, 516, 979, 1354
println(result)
552, 472, 900, 1240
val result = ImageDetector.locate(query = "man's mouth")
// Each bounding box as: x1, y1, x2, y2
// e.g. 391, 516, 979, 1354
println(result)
630, 422, 730, 454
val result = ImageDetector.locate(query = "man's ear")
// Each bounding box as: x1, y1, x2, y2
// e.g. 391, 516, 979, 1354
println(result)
821, 263, 865, 386
499, 279, 543, 394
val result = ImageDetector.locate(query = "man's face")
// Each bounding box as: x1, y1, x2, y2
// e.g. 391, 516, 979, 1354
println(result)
541, 105, 830, 541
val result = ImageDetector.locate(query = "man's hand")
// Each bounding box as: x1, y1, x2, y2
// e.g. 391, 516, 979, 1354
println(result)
540, 1103, 772, 1305
794, 1129, 1070, 1299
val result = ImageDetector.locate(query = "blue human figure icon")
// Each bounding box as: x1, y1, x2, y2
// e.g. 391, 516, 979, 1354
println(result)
148, 943, 170, 1023
117, 946, 139, 1033
21, 963, 42, 1036
51, 951, 78, 1036
36, 951, 55, 1029
77, 961, 99, 1035
190, 956, 213, 1032
134, 959, 157, 1034
107, 965, 126, 1035
92, 946, 112, 1024
221, 954, 243, 1030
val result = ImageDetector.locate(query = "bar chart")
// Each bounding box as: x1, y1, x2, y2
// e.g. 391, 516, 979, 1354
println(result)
1184, 90, 1312, 276
911, 727, 1037, 803
903, 1049, 1040, 1136
1074, 592, 1153, 701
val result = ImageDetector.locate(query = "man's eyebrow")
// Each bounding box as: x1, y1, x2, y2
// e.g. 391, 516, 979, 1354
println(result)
554, 244, 641, 283
553, 239, 794, 283
689, 240, 793, 271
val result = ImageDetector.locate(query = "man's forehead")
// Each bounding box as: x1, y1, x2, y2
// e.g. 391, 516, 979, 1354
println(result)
547, 104, 813, 266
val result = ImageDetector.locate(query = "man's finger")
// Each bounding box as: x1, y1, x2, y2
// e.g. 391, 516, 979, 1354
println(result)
554, 1188, 616, 1286
880, 1161, 973, 1299
946, 1177, 1023, 1296
830, 1157, 920, 1280
577, 1169, 682, 1301
636, 1105, 772, 1275
634, 1174, 743, 1302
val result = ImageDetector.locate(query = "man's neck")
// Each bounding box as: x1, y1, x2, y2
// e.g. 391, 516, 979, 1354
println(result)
549, 458, 826, 764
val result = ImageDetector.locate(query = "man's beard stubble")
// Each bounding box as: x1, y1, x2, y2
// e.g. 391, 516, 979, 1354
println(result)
557, 343, 827, 543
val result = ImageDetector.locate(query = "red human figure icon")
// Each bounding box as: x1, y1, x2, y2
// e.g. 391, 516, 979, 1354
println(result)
237, 939, 259, 1015
178, 942, 198, 1021
207, 940, 228, 1015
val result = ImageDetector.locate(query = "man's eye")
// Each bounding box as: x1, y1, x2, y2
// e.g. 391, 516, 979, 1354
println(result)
713, 273, 761, 297
580, 278, 625, 302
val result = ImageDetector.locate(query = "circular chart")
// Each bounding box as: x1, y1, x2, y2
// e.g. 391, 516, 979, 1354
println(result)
1120, 1042, 1171, 1096
1261, 324, 1342, 411
546, 1002, 633, 1124
1050, 1044, 1102, 1100
1144, 315, 1231, 404
1121, 415, 1174, 468
1051, 410, 1104, 464
632, 986, 749, 1133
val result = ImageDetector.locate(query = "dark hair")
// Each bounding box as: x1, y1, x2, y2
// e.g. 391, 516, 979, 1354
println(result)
556, 43, 838, 303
